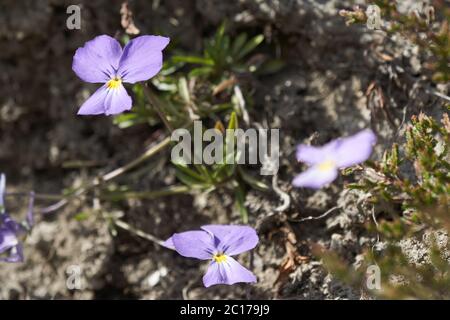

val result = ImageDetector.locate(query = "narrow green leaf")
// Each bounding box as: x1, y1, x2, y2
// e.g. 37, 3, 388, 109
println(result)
175, 170, 203, 187
227, 111, 238, 130
232, 33, 248, 57
255, 59, 286, 75
173, 163, 207, 182
189, 66, 214, 78
234, 186, 248, 223
172, 55, 214, 66
238, 167, 270, 192
236, 35, 264, 60
74, 212, 90, 221
178, 77, 191, 104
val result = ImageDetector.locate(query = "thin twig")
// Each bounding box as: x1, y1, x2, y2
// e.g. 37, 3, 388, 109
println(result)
38, 136, 171, 214
101, 185, 191, 200
428, 89, 450, 103
289, 206, 341, 223
6, 192, 65, 201
115, 219, 166, 247
39, 187, 86, 214
102, 136, 171, 181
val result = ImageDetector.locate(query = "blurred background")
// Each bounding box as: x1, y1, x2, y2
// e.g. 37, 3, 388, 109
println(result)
0, 0, 448, 299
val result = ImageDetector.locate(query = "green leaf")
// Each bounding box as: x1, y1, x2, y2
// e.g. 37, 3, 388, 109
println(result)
216, 21, 227, 43
178, 77, 191, 104
74, 212, 89, 221
255, 59, 286, 75
236, 35, 264, 60
189, 66, 214, 78
220, 36, 231, 67
175, 170, 204, 187
159, 60, 184, 76
232, 33, 248, 57
113, 113, 147, 129
227, 111, 239, 130
173, 163, 207, 182
205, 39, 221, 64
224, 113, 238, 175
151, 79, 178, 92
238, 167, 270, 192
194, 164, 214, 182
212, 162, 233, 181
172, 55, 214, 66
209, 103, 233, 113
234, 186, 248, 223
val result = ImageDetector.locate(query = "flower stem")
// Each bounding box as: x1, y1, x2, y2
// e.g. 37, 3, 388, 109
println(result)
101, 185, 190, 201
102, 136, 171, 182
38, 136, 171, 214
6, 192, 64, 201
114, 219, 166, 247
142, 82, 174, 132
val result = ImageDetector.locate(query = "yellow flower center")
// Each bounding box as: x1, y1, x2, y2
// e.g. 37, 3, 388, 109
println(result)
107, 77, 122, 89
213, 253, 227, 263
317, 160, 336, 172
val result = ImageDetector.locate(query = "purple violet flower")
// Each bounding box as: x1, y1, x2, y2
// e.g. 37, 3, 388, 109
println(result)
0, 214, 25, 263
293, 129, 377, 189
164, 225, 259, 287
72, 34, 170, 115
0, 174, 25, 263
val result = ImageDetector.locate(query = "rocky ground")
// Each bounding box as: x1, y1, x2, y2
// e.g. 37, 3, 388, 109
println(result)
0, 0, 447, 299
